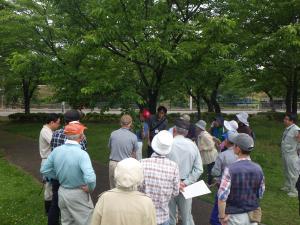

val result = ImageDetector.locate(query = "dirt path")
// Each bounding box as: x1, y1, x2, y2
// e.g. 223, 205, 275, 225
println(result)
0, 129, 213, 225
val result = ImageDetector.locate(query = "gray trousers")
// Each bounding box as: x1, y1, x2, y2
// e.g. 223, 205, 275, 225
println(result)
169, 193, 195, 225
282, 151, 298, 193
109, 160, 118, 189
227, 213, 257, 225
58, 187, 94, 225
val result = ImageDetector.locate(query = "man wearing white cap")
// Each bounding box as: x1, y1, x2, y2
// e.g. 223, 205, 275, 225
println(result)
91, 158, 156, 225
195, 120, 218, 185
140, 131, 180, 225
168, 118, 203, 225
236, 112, 253, 137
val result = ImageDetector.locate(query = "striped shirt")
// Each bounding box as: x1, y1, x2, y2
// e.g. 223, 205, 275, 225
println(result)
140, 153, 180, 224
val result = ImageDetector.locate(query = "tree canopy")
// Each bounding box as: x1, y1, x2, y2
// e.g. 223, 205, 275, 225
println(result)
0, 0, 299, 114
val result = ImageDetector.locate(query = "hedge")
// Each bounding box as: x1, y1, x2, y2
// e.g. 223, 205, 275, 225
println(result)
7, 111, 287, 123
8, 113, 63, 123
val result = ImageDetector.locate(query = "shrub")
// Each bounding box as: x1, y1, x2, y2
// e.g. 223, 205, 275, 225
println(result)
8, 113, 62, 123
256, 112, 286, 122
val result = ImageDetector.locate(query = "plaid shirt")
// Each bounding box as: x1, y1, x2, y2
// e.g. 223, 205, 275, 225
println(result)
50, 128, 87, 151
140, 153, 180, 224
218, 157, 265, 201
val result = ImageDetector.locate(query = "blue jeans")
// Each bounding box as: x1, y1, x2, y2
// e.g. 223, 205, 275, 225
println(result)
210, 194, 221, 225
159, 220, 169, 225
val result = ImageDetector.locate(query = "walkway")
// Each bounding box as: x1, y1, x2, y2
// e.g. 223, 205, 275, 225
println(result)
0, 129, 213, 225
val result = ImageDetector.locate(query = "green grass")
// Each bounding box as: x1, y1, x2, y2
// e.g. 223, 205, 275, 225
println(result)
0, 152, 47, 225
0, 122, 119, 163
1, 118, 300, 224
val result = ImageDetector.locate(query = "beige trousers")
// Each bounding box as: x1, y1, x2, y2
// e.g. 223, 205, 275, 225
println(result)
58, 187, 94, 225
228, 213, 257, 225
109, 160, 118, 189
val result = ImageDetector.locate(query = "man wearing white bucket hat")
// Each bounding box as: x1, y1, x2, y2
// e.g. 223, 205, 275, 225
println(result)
140, 131, 180, 225
195, 120, 218, 185
236, 112, 253, 137
168, 118, 203, 225
91, 158, 156, 225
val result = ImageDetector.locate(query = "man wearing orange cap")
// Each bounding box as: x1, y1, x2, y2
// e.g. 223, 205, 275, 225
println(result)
41, 122, 96, 225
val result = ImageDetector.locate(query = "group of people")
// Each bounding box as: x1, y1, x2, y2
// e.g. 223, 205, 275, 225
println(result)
38, 107, 300, 225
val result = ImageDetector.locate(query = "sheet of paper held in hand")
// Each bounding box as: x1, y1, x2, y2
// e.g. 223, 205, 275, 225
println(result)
181, 180, 211, 199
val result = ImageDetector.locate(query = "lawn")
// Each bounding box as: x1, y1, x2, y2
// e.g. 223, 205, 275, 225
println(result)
0, 117, 300, 224
0, 152, 47, 225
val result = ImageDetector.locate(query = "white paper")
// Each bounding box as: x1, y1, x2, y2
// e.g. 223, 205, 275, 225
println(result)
181, 180, 211, 199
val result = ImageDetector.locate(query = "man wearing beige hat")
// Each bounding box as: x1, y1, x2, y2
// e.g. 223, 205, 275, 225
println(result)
91, 158, 156, 225
108, 114, 139, 188
140, 130, 180, 225
168, 118, 203, 225
195, 120, 218, 185
41, 122, 96, 225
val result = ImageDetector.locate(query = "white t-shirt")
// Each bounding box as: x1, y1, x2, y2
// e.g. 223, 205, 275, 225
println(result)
39, 125, 53, 159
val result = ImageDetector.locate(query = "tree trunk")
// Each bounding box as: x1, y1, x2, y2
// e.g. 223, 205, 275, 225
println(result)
202, 95, 214, 112
285, 85, 292, 113
22, 79, 30, 114
211, 89, 221, 113
265, 91, 276, 112
210, 78, 222, 113
292, 71, 298, 114
148, 89, 158, 114
194, 89, 201, 120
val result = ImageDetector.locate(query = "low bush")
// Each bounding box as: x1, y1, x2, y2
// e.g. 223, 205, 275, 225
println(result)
256, 112, 286, 122
8, 111, 287, 124
8, 113, 63, 123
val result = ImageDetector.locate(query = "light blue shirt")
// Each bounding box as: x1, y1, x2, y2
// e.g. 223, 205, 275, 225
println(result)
168, 135, 203, 185
41, 140, 96, 192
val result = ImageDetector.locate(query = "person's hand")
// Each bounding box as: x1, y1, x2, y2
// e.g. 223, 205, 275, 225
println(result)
219, 215, 229, 225
81, 185, 89, 193
180, 181, 186, 192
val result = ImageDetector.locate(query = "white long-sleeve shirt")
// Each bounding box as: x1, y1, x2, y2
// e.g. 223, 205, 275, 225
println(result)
39, 125, 53, 159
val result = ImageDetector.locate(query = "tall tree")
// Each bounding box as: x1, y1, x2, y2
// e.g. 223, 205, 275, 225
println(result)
81, 0, 210, 113
6, 52, 45, 114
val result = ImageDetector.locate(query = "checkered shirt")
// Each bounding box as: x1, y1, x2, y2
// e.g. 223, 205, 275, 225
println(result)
50, 128, 87, 151
140, 153, 180, 224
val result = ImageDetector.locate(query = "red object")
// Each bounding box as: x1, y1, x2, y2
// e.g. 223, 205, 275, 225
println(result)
64, 122, 87, 135
142, 109, 151, 119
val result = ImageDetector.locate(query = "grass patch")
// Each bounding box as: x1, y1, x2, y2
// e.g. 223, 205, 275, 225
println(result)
0, 118, 300, 224
0, 122, 119, 164
0, 151, 47, 225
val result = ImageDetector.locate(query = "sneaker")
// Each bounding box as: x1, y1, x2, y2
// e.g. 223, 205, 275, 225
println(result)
287, 192, 298, 198
280, 187, 289, 192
